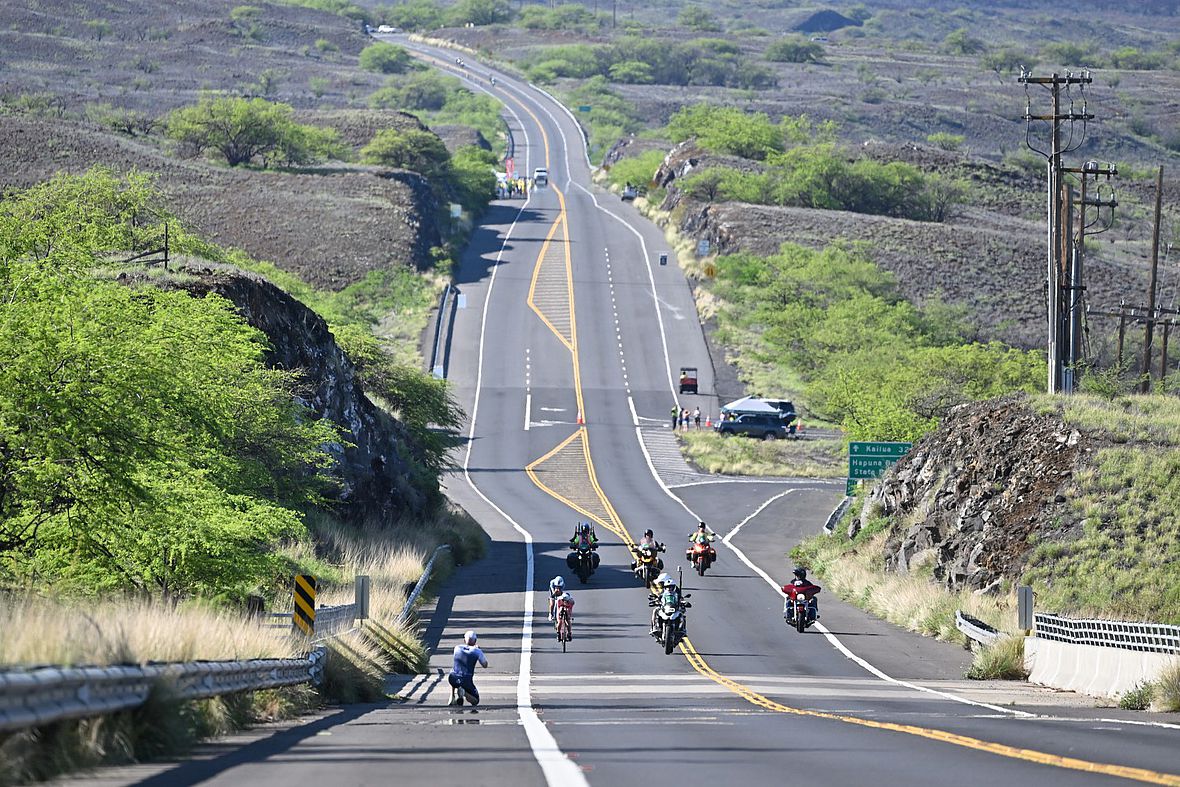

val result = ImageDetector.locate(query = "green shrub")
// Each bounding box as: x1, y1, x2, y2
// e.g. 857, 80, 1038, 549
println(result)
678, 5, 721, 32
606, 149, 666, 190
1119, 681, 1155, 710
381, 0, 446, 31
314, 38, 339, 54
166, 95, 343, 167
927, 131, 965, 151
448, 0, 512, 26
666, 103, 783, 160
519, 4, 598, 31
942, 28, 985, 55
359, 42, 412, 74
765, 37, 824, 63
360, 128, 449, 175
1109, 46, 1165, 70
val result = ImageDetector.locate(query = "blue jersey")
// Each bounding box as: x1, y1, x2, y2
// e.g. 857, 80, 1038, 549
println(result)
451, 645, 487, 678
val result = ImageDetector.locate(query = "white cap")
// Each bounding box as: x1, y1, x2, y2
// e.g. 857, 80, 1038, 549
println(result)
464, 630, 477, 645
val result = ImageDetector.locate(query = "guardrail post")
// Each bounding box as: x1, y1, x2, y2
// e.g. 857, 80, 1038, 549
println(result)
355, 575, 370, 621
1017, 585, 1034, 634
293, 575, 317, 636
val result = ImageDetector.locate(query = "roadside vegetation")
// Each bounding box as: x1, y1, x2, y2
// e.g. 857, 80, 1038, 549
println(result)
705, 242, 1042, 441
678, 431, 844, 478
0, 167, 485, 779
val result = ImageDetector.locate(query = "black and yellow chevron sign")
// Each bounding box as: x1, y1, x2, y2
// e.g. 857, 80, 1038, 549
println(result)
293, 574, 317, 636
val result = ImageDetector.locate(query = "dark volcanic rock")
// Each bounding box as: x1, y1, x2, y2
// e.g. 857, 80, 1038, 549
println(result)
850, 395, 1087, 592
794, 10, 861, 33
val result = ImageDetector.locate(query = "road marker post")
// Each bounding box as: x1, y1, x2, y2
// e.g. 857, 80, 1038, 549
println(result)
293, 574, 317, 636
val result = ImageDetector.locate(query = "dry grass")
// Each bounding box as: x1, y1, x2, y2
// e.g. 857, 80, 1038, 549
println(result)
966, 636, 1029, 681
794, 530, 1015, 644
679, 431, 844, 478
1156, 661, 1180, 712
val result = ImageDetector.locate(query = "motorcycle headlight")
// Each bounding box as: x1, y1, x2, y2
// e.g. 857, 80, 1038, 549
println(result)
663, 603, 677, 614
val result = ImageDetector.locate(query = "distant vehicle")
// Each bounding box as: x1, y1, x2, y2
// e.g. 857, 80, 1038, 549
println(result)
678, 366, 698, 394
809, 35, 829, 42
715, 413, 795, 441
621, 183, 639, 201
533, 167, 548, 186
376, 25, 399, 33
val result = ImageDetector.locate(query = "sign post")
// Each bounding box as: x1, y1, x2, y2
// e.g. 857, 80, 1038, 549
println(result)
847, 441, 911, 496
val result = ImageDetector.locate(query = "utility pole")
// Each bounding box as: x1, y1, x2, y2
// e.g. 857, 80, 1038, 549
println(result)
1020, 70, 1098, 393
1141, 165, 1165, 392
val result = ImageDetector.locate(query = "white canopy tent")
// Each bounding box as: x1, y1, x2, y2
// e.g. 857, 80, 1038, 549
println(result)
720, 396, 781, 415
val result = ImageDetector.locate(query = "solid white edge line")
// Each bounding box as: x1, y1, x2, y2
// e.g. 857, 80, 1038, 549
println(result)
412, 48, 588, 787
515, 69, 1041, 722
524, 392, 532, 432
627, 395, 640, 427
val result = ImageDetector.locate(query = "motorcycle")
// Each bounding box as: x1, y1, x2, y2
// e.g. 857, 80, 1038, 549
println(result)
650, 588, 691, 655
568, 543, 598, 583
631, 542, 664, 586
783, 583, 819, 633
687, 540, 716, 576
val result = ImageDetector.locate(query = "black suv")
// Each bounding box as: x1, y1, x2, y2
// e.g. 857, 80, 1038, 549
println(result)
714, 413, 795, 441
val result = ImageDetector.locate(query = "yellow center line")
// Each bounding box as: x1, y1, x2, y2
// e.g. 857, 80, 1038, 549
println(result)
679, 638, 1180, 786
411, 47, 1180, 786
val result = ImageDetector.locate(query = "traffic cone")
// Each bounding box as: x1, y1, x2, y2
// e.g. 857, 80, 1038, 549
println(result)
705, 416, 712, 428
797, 421, 805, 435
577, 412, 584, 425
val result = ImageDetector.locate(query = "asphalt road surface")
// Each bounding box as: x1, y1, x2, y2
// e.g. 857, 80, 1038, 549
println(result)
60, 37, 1179, 787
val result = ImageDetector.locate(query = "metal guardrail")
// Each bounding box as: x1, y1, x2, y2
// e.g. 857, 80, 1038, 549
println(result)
822, 496, 852, 535
429, 282, 452, 378
0, 543, 448, 733
0, 649, 325, 734
1034, 612, 1180, 655
956, 610, 1003, 647
396, 544, 451, 628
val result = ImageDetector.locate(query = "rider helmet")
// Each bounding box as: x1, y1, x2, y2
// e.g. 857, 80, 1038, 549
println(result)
698, 521, 707, 529
793, 567, 807, 581
580, 522, 591, 534
644, 529, 654, 538
552, 575, 565, 588
656, 572, 671, 585
560, 591, 572, 602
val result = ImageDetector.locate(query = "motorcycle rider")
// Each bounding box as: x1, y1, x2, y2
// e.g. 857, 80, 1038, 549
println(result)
547, 575, 566, 621
685, 521, 717, 563
783, 567, 821, 620
554, 591, 575, 639
649, 572, 684, 637
567, 521, 600, 571
630, 528, 664, 571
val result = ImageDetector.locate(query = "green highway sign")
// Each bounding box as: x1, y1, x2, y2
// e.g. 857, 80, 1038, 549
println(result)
578, 105, 592, 112
849, 441, 911, 458
847, 441, 911, 484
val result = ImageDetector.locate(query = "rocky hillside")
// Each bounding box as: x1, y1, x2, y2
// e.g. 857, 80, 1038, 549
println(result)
154, 261, 434, 523
845, 392, 1180, 623
847, 395, 1084, 594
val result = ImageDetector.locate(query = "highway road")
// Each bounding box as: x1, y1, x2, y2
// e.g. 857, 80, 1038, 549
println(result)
61, 37, 1179, 787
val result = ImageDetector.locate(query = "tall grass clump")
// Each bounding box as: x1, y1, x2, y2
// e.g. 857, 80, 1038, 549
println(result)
1156, 662, 1180, 712
965, 636, 1028, 680
678, 431, 844, 478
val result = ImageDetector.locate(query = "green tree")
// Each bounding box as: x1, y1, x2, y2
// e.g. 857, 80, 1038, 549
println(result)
942, 28, 986, 55
165, 95, 341, 167
678, 5, 721, 32
765, 37, 824, 63
360, 128, 450, 175
449, 0, 512, 26
382, 0, 446, 31
608, 60, 654, 84
359, 41, 413, 74
0, 170, 338, 597
666, 103, 783, 160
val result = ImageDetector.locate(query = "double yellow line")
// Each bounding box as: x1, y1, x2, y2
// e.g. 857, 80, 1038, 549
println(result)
430, 49, 1180, 786
680, 639, 1180, 786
